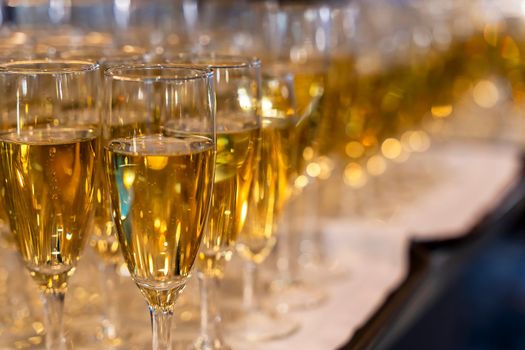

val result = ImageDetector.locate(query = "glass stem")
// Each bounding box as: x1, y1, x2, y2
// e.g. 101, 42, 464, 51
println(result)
149, 306, 174, 350
312, 178, 326, 266
242, 261, 258, 313
276, 205, 292, 285
99, 262, 120, 339
41, 289, 66, 350
197, 273, 227, 348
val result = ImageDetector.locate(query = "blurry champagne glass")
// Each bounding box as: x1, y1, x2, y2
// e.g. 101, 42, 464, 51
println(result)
292, 1, 362, 282
229, 69, 301, 342
0, 54, 41, 346
260, 1, 331, 311
167, 54, 260, 350
0, 59, 101, 350
60, 45, 146, 346
103, 64, 216, 350
0, 44, 52, 346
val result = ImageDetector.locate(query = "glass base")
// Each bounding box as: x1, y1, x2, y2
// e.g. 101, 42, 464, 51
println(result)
227, 310, 299, 342
191, 336, 232, 350
94, 317, 137, 349
267, 281, 328, 313
300, 259, 349, 284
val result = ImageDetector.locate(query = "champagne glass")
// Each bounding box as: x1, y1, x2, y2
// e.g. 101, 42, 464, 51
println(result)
230, 69, 301, 341
260, 2, 331, 311
166, 54, 261, 350
103, 64, 216, 350
59, 44, 146, 345
0, 59, 101, 350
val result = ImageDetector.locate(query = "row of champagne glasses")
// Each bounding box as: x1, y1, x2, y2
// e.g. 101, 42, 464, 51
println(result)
0, 4, 368, 349
0, 3, 344, 326
0, 44, 331, 349
0, 3, 335, 347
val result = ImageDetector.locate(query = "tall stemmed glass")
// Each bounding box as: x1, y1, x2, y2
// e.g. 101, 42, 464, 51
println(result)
231, 69, 301, 341
0, 60, 101, 350
167, 54, 260, 350
60, 45, 146, 345
103, 64, 216, 350
261, 2, 331, 310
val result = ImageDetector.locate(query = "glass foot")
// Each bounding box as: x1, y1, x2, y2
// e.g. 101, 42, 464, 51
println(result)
192, 336, 232, 350
301, 259, 349, 284
267, 281, 328, 313
228, 310, 299, 342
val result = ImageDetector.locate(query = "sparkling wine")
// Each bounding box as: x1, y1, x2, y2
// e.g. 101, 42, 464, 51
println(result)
105, 134, 214, 307
236, 116, 293, 263
293, 68, 326, 174
0, 128, 98, 290
197, 116, 260, 277
262, 67, 325, 182
321, 55, 355, 159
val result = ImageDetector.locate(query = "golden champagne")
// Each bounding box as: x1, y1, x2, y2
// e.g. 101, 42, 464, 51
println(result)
197, 117, 259, 277
265, 63, 326, 177
269, 117, 300, 212
294, 69, 326, 119
91, 116, 165, 263
260, 72, 300, 189
105, 135, 214, 307
0, 128, 98, 290
236, 116, 292, 263
320, 55, 355, 158
293, 68, 326, 173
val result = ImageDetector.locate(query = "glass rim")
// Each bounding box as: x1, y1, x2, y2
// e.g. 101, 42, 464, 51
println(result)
0, 59, 100, 74
165, 53, 261, 70
105, 63, 214, 82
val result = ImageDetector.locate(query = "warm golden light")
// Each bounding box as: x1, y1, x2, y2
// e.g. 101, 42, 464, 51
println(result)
344, 162, 367, 188
473, 80, 499, 108
381, 138, 402, 160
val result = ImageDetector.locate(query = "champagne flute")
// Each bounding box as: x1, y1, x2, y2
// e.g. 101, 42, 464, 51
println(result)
260, 2, 331, 311
59, 44, 146, 345
103, 64, 216, 350
166, 54, 261, 350
230, 69, 301, 341
0, 59, 101, 350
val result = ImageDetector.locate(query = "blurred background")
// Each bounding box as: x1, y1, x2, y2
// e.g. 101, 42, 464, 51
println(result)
1, 0, 525, 349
